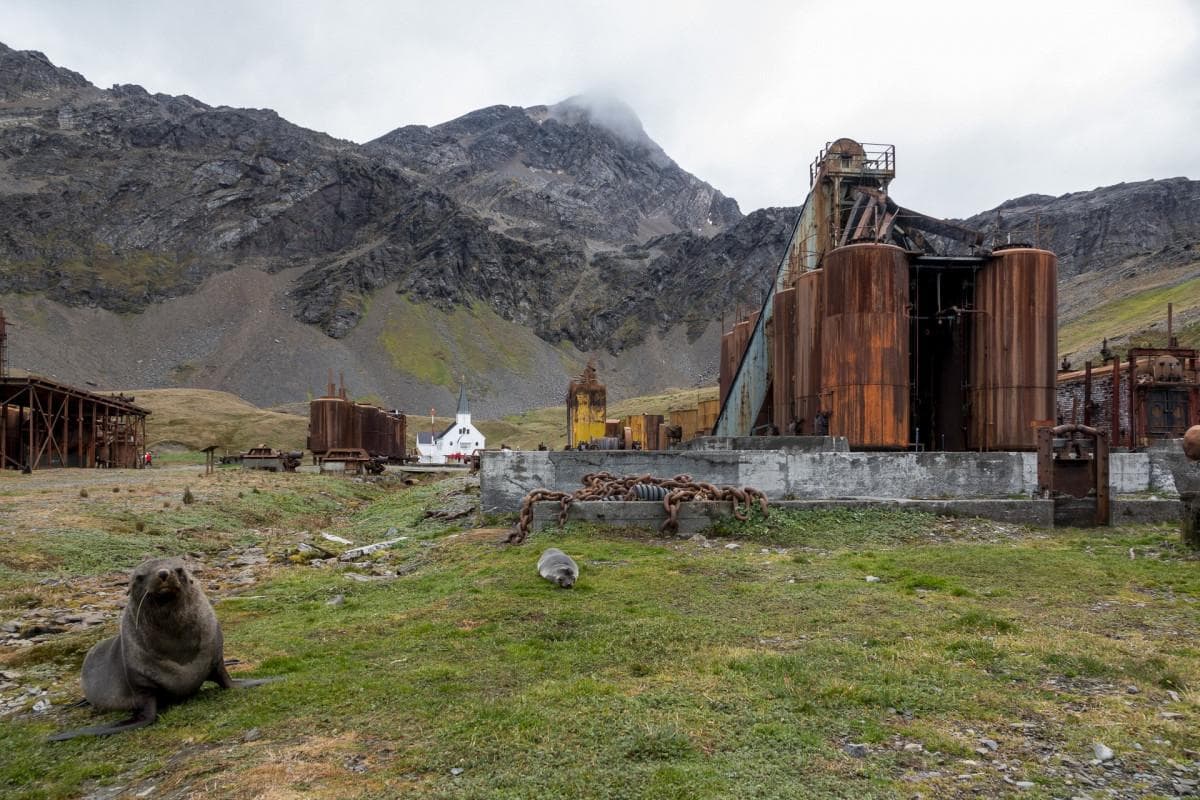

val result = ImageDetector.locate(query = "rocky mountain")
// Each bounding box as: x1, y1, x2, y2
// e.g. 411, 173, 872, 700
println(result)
368, 96, 741, 246
0, 41, 1196, 414
0, 42, 782, 411
962, 179, 1200, 281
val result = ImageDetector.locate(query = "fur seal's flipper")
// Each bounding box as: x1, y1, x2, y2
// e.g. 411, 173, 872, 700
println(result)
210, 658, 280, 690
230, 677, 282, 688
48, 697, 157, 741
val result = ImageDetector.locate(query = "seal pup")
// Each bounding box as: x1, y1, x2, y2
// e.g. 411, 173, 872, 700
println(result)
50, 556, 271, 741
537, 548, 579, 588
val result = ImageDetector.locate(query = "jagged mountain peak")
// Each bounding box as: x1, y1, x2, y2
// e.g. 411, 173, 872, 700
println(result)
369, 94, 740, 245
0, 41, 92, 101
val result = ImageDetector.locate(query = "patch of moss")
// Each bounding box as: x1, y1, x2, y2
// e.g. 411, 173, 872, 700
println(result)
1059, 275, 1200, 356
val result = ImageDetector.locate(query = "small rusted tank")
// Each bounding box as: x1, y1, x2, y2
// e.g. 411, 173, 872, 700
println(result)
819, 243, 910, 448
969, 247, 1057, 450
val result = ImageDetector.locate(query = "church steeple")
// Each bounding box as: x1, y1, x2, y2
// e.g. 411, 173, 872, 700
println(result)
456, 383, 469, 420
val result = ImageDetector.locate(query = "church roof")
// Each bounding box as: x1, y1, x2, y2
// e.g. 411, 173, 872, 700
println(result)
418, 423, 459, 446
457, 384, 469, 416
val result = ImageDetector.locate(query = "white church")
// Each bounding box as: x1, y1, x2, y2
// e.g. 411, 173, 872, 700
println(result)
415, 385, 486, 464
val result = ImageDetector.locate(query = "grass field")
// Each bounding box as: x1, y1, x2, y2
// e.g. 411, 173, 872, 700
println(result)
1, 467, 1197, 799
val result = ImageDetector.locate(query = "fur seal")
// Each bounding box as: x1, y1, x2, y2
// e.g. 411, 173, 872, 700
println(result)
49, 556, 270, 741
537, 548, 579, 588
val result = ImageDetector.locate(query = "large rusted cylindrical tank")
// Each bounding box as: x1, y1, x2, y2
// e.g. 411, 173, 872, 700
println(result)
771, 287, 797, 432
793, 270, 823, 434
820, 244, 910, 449
969, 247, 1057, 450
307, 396, 343, 454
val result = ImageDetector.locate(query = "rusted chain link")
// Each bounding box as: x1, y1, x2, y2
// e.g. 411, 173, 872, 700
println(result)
504, 473, 769, 544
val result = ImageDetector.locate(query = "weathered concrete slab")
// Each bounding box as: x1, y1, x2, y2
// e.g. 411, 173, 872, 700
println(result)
482, 448, 1189, 518
530, 498, 1055, 534
1111, 498, 1185, 525
482, 450, 1039, 513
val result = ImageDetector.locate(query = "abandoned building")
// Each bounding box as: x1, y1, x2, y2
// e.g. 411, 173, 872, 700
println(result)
717, 139, 1056, 451
307, 374, 407, 464
1055, 310, 1199, 446
0, 310, 148, 471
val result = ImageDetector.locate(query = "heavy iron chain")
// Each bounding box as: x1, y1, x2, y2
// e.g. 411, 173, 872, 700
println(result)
504, 472, 769, 544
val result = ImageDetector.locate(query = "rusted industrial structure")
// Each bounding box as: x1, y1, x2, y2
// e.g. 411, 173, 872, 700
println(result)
566, 362, 607, 448
0, 309, 148, 470
307, 375, 407, 464
1056, 307, 1198, 447
717, 139, 1058, 451
0, 376, 149, 470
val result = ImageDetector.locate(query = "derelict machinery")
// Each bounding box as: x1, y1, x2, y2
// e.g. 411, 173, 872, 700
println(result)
716, 139, 1057, 452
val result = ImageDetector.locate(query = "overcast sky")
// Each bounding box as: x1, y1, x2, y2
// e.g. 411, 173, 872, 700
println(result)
3, 0, 1197, 217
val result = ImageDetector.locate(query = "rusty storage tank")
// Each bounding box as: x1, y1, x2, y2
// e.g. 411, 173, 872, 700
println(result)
771, 287, 797, 432
307, 393, 345, 454
670, 408, 700, 442
355, 404, 375, 454
720, 315, 757, 406
793, 269, 824, 434
969, 246, 1057, 450
820, 243, 910, 448
719, 328, 735, 406
385, 412, 407, 461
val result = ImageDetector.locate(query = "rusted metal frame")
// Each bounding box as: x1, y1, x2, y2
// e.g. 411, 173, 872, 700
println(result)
1128, 353, 1137, 448
714, 192, 812, 437
31, 388, 70, 468
27, 386, 34, 469
76, 395, 83, 469
839, 192, 870, 247
60, 391, 68, 467
1111, 355, 1121, 448
0, 376, 144, 415
1084, 361, 1093, 426
88, 399, 96, 468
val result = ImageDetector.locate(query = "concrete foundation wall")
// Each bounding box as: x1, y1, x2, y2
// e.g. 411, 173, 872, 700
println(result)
531, 499, 1056, 533
481, 448, 1186, 514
